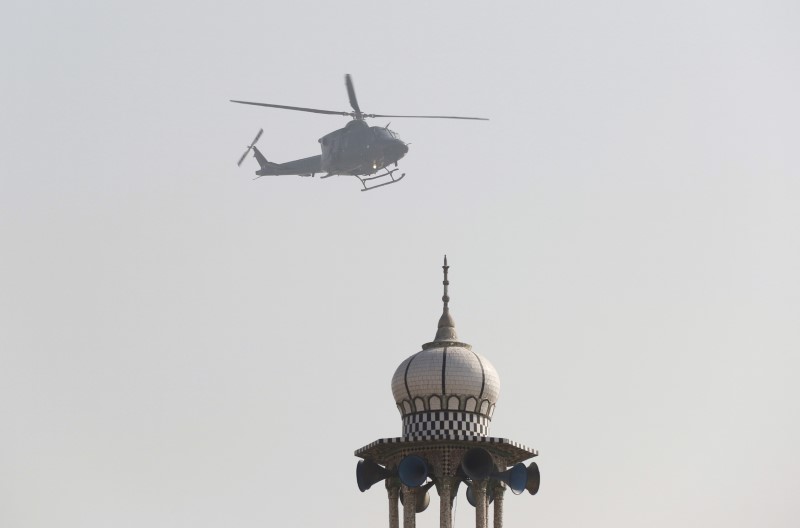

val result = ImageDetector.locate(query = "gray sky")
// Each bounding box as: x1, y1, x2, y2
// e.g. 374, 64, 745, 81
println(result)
1, 1, 798, 527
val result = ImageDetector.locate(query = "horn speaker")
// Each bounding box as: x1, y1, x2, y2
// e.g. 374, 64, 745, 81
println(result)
461, 448, 494, 480
525, 462, 540, 495
356, 459, 391, 492
465, 484, 495, 507
491, 463, 528, 495
399, 481, 434, 513
398, 455, 429, 488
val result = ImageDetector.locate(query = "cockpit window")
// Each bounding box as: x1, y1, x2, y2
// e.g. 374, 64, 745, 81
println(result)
374, 128, 400, 140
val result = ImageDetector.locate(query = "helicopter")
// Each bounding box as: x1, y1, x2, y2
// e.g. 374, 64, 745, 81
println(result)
232, 74, 487, 191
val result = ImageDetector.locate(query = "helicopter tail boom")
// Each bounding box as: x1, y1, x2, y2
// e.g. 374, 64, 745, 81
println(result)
249, 149, 323, 178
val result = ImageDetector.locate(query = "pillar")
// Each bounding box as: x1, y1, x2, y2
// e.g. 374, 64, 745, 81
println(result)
493, 485, 505, 528
402, 486, 416, 528
474, 480, 488, 528
438, 478, 453, 528
387, 480, 400, 528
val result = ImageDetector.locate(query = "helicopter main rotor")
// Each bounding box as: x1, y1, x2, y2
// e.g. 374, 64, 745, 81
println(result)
345, 74, 363, 121
230, 74, 489, 121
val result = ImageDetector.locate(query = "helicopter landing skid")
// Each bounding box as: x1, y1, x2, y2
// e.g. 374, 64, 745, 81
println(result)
357, 168, 405, 192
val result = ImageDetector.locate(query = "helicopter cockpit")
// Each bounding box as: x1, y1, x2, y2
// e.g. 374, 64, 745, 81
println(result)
372, 127, 401, 141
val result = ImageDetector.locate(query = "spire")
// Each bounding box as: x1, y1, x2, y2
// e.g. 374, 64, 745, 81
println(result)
434, 255, 458, 341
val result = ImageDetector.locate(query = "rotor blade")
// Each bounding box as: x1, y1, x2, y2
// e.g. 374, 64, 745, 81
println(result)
230, 100, 351, 117
236, 128, 264, 167
237, 148, 251, 167
345, 74, 363, 120
364, 113, 489, 120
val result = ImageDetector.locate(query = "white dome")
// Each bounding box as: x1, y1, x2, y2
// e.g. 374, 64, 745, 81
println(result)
391, 344, 500, 418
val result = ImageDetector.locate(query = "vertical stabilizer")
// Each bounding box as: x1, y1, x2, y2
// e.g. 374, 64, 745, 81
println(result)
252, 146, 269, 169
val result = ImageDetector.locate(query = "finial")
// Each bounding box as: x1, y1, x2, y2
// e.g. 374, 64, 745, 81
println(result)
442, 255, 450, 307
435, 254, 458, 341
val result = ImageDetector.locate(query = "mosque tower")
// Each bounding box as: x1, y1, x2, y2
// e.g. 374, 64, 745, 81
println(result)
355, 257, 540, 528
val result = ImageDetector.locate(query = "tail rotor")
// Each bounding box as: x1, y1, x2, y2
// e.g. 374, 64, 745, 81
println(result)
237, 128, 263, 167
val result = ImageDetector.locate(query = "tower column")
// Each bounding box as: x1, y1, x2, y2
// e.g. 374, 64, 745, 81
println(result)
387, 480, 400, 528
402, 486, 416, 528
474, 480, 488, 528
493, 486, 505, 528
438, 478, 453, 528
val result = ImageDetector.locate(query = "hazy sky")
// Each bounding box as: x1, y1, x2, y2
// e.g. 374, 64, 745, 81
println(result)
1, 1, 799, 527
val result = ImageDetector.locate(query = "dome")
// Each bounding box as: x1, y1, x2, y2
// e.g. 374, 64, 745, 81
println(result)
390, 257, 501, 440
391, 343, 501, 417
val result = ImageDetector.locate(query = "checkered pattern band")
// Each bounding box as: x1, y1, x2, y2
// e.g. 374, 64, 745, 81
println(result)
402, 411, 490, 439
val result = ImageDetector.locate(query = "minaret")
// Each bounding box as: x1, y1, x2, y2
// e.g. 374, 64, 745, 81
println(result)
355, 257, 540, 528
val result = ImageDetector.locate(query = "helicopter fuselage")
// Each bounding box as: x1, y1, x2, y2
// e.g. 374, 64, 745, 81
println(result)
318, 120, 408, 176
233, 73, 485, 190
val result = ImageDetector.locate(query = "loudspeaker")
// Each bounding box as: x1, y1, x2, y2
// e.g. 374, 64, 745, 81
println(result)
399, 481, 434, 513
465, 484, 495, 507
525, 462, 540, 495
398, 455, 429, 488
356, 459, 392, 492
491, 463, 528, 495
461, 448, 494, 480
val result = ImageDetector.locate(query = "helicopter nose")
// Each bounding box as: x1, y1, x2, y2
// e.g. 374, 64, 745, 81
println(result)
387, 139, 408, 160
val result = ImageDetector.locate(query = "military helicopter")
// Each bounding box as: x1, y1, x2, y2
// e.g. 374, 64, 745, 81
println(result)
232, 74, 487, 191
